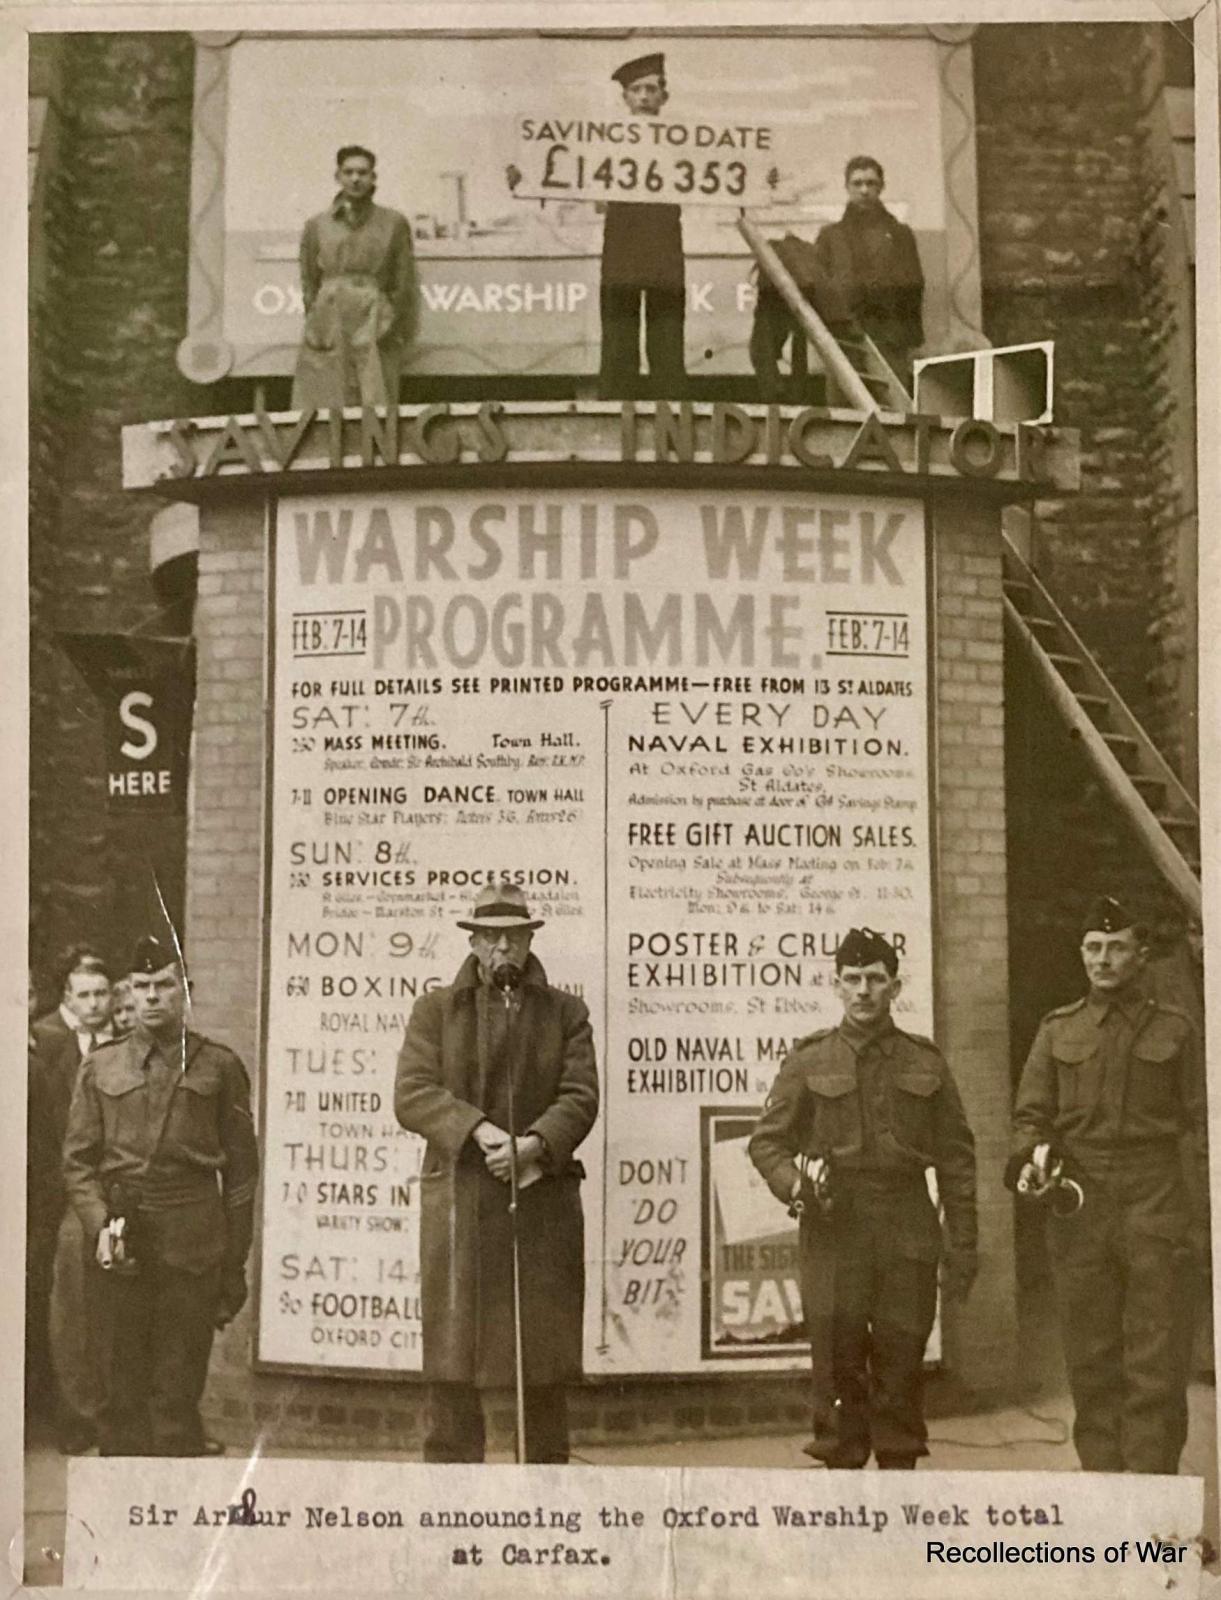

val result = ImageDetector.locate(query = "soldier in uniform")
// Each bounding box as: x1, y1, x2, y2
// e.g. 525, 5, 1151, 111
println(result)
62, 936, 259, 1457
749, 928, 977, 1469
598, 52, 686, 398
1008, 896, 1209, 1473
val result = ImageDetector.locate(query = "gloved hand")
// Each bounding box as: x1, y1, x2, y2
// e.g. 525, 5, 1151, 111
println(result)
214, 1267, 248, 1330
939, 1251, 978, 1303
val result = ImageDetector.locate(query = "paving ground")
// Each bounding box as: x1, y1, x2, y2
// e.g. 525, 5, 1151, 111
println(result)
22, 1381, 1218, 1589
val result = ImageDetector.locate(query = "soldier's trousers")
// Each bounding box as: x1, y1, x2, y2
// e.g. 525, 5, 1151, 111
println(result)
1047, 1182, 1195, 1473
803, 1202, 939, 1467
95, 1256, 220, 1456
50, 1210, 103, 1436
598, 284, 686, 397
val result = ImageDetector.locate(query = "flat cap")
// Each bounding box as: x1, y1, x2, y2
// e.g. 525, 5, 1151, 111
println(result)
835, 926, 898, 975
612, 52, 665, 86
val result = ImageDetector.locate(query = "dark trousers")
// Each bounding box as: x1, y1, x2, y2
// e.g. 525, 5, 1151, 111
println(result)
96, 1256, 220, 1456
598, 284, 686, 398
1049, 1192, 1195, 1473
25, 1224, 56, 1421
424, 1383, 570, 1463
804, 1208, 938, 1468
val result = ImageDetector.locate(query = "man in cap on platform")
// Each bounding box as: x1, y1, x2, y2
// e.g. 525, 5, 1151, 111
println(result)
749, 928, 977, 1469
62, 936, 259, 1456
1009, 895, 1209, 1473
395, 883, 598, 1462
598, 51, 687, 398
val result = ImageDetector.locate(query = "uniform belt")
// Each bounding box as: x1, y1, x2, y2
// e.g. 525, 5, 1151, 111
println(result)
837, 1165, 929, 1192
135, 1174, 222, 1209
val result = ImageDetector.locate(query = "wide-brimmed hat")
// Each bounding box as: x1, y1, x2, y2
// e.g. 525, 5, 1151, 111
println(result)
457, 882, 545, 932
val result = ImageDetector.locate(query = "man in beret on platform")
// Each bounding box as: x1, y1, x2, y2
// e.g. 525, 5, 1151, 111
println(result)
1009, 896, 1210, 1473
749, 928, 977, 1469
395, 883, 599, 1462
598, 52, 687, 399
63, 936, 259, 1456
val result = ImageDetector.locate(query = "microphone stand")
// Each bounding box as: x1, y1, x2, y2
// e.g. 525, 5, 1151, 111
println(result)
495, 966, 527, 1465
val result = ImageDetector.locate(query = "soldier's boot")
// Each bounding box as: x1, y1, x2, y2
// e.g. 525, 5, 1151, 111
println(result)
876, 1452, 917, 1469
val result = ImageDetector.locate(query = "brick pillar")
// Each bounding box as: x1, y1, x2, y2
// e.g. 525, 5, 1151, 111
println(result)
931, 495, 1016, 1395
187, 501, 267, 1065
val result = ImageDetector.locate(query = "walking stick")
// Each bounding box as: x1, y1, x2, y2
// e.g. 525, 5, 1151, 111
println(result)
495, 967, 528, 1465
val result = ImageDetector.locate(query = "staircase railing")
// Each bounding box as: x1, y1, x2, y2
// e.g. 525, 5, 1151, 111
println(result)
737, 215, 912, 413
1002, 531, 1201, 918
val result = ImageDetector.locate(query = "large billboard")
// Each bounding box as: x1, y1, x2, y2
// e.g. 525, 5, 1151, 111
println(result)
183, 31, 978, 381
258, 485, 934, 1375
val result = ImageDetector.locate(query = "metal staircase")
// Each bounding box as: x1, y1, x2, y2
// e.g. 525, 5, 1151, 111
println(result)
1002, 535, 1201, 918
738, 213, 1201, 916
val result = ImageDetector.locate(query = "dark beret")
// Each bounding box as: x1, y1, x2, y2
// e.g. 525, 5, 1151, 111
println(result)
128, 935, 182, 976
835, 927, 898, 975
1080, 896, 1137, 938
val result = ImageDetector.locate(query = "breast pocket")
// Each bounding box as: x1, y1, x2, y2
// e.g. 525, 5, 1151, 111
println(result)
1051, 1035, 1100, 1112
169, 1065, 223, 1152
806, 1073, 862, 1158
95, 1077, 145, 1148
889, 1067, 939, 1160
1127, 1028, 1181, 1120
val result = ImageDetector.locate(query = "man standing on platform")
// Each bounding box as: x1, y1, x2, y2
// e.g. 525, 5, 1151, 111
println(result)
1009, 896, 1209, 1473
293, 144, 417, 410
395, 883, 598, 1463
749, 928, 977, 1469
597, 52, 687, 398
63, 936, 258, 1456
812, 155, 924, 386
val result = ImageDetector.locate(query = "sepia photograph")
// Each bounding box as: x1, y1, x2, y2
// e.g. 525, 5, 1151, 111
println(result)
10, 2, 1221, 1593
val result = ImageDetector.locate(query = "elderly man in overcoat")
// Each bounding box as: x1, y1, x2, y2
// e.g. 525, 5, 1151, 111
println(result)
749, 927, 977, 1469
395, 882, 599, 1463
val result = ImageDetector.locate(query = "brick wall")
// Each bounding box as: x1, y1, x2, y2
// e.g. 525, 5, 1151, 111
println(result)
973, 23, 1164, 731
190, 484, 1017, 1448
28, 33, 199, 978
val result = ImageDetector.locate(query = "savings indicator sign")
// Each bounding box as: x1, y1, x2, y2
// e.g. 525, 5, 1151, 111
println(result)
513, 110, 793, 207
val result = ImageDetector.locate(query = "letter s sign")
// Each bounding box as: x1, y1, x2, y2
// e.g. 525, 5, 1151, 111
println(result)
118, 691, 158, 760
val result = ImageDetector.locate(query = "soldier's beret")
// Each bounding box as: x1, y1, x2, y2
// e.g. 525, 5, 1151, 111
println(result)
612, 52, 665, 86
128, 935, 182, 976
1080, 896, 1138, 938
835, 926, 898, 975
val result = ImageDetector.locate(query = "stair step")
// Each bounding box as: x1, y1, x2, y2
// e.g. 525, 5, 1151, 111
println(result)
1132, 775, 1168, 808
1047, 651, 1086, 680
1027, 616, 1058, 637
1074, 692, 1112, 727
1102, 732, 1140, 771
1154, 814, 1199, 839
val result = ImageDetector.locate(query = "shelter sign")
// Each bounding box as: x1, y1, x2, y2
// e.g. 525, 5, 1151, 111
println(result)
259, 487, 933, 1375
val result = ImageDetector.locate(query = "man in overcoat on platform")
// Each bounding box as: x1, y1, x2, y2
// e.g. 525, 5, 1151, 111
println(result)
395, 883, 599, 1462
